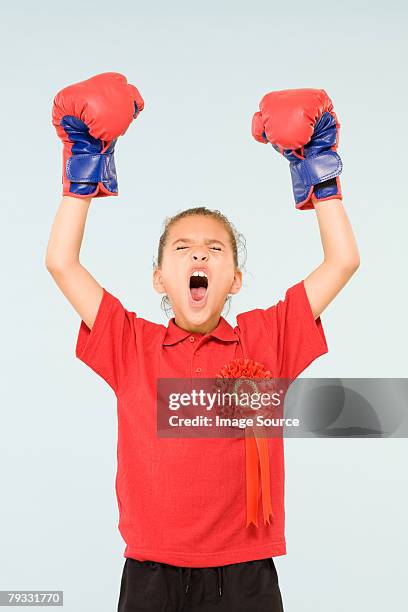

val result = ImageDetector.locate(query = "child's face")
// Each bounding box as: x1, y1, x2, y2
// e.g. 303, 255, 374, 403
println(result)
153, 215, 242, 332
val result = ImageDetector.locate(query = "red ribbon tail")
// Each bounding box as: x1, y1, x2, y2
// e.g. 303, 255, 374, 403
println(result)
245, 429, 259, 527
255, 429, 274, 525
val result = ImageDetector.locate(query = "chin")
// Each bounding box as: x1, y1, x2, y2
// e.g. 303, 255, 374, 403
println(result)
174, 299, 211, 328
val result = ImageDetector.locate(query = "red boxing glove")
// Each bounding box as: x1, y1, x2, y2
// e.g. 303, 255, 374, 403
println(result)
52, 72, 144, 198
252, 89, 342, 209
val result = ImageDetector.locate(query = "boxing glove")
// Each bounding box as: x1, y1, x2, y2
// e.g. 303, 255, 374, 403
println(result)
252, 88, 342, 209
52, 72, 144, 198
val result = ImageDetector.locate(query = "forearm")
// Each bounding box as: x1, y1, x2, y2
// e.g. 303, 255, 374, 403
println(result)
313, 199, 360, 269
45, 195, 103, 329
45, 196, 92, 269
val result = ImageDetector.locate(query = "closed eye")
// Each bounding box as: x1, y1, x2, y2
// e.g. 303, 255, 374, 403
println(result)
176, 246, 222, 251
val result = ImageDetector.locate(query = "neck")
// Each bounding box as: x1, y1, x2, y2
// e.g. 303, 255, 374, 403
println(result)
174, 311, 221, 335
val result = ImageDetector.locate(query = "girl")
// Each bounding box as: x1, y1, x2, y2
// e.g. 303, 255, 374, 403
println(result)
46, 73, 360, 611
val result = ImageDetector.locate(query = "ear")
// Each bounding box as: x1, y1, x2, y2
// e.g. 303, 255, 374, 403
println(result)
152, 268, 166, 294
229, 269, 243, 295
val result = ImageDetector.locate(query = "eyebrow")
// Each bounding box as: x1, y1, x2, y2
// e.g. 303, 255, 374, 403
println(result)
171, 237, 227, 247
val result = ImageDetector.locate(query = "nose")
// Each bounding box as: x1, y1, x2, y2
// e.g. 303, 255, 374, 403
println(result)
192, 252, 208, 261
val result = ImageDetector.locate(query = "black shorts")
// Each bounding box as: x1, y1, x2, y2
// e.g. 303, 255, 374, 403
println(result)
117, 556, 284, 611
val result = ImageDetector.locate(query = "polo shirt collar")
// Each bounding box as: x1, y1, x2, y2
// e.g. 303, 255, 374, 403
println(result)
163, 315, 238, 346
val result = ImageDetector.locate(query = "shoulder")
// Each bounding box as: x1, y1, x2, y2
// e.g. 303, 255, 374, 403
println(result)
235, 280, 305, 329
94, 288, 167, 341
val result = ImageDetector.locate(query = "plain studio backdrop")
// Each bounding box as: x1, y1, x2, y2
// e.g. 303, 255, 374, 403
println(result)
1, 1, 407, 611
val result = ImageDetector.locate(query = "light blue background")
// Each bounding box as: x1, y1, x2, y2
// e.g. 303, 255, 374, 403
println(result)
1, 1, 407, 610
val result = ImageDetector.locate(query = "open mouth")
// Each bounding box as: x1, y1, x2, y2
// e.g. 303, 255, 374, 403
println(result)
189, 272, 209, 302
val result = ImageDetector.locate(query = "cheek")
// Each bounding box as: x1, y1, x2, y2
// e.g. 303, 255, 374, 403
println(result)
212, 273, 234, 291
163, 267, 185, 290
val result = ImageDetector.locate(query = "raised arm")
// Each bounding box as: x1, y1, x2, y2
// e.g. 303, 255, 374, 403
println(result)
251, 87, 360, 318
303, 198, 360, 319
45, 72, 144, 329
45, 196, 103, 330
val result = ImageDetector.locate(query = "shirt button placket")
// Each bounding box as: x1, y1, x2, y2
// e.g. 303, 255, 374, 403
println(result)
190, 336, 203, 375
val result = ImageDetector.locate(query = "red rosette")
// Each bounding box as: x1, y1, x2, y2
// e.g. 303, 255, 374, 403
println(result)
216, 357, 272, 379
213, 358, 277, 421
213, 357, 277, 528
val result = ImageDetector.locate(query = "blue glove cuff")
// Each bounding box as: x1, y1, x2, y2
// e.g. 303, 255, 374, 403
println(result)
290, 151, 342, 206
66, 151, 118, 195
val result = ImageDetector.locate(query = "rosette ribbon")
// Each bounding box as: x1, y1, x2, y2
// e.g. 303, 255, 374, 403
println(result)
214, 358, 276, 527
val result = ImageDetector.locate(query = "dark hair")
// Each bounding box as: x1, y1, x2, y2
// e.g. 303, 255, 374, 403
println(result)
153, 206, 247, 318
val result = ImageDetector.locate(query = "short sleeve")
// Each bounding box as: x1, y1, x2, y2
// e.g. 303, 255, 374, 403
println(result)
75, 288, 134, 394
236, 279, 328, 380
271, 279, 328, 379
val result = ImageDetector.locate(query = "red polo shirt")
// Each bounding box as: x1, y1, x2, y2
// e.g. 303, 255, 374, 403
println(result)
75, 279, 328, 567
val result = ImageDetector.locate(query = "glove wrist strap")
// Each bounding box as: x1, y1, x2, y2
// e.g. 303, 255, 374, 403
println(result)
66, 152, 116, 184
291, 151, 342, 186
290, 151, 342, 207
